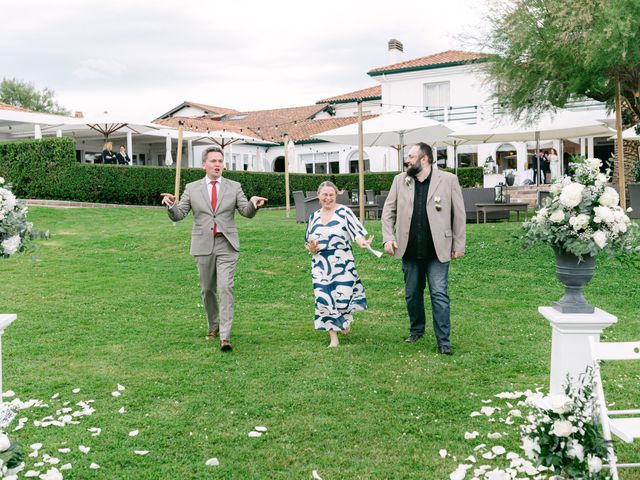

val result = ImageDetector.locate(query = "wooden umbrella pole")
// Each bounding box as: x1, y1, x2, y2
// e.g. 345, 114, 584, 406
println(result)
284, 133, 290, 218
615, 77, 626, 209
357, 100, 365, 223
174, 121, 184, 199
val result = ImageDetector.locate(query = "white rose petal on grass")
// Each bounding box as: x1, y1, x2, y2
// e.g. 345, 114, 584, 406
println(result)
118, 407, 126, 414
25, 471, 40, 478
40, 467, 63, 480
89, 463, 100, 469
31, 443, 43, 451
2, 390, 15, 398
112, 391, 121, 397
464, 431, 479, 440
439, 449, 448, 458
312, 470, 323, 480
205, 457, 220, 467
59, 464, 72, 471
129, 429, 139, 437
88, 427, 101, 436
58, 448, 70, 453
491, 446, 506, 455
482, 452, 495, 459
134, 450, 149, 456
117, 384, 125, 391
254, 426, 268, 432
480, 406, 496, 417
78, 445, 90, 454
469, 411, 481, 417
72, 388, 80, 394
487, 432, 502, 439
248, 431, 262, 437
51, 393, 60, 400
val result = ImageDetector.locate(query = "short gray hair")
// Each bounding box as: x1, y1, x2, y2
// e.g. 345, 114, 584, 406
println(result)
317, 181, 339, 196
202, 147, 223, 162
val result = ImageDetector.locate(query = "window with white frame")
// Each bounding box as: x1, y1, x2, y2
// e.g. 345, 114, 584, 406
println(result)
300, 152, 340, 174
423, 81, 450, 108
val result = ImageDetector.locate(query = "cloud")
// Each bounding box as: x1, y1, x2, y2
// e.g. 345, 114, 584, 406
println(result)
74, 59, 129, 81
1, 0, 488, 118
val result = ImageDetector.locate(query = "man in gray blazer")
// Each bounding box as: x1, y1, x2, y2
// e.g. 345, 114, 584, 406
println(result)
381, 143, 465, 355
161, 147, 267, 351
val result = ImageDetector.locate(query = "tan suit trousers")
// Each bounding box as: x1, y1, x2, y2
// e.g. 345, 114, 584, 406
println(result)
194, 235, 239, 341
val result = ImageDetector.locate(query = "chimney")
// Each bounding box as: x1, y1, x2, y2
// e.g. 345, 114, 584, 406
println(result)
388, 38, 403, 65
74, 111, 84, 118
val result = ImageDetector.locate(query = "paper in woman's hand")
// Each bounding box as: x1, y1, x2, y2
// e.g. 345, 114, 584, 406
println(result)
366, 245, 383, 258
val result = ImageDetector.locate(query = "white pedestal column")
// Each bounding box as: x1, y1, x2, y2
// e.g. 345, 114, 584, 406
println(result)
0, 314, 17, 399
539, 306, 617, 394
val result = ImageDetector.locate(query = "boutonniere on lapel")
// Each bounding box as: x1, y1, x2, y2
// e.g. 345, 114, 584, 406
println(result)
434, 196, 442, 212
404, 176, 413, 188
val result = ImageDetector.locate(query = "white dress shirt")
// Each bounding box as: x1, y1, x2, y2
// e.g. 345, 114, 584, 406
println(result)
206, 176, 222, 206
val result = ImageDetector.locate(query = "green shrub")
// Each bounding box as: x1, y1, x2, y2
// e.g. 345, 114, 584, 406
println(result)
0, 138, 483, 206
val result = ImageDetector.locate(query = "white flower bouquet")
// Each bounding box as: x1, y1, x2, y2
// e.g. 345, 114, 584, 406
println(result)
0, 177, 47, 258
523, 158, 639, 260
521, 369, 611, 479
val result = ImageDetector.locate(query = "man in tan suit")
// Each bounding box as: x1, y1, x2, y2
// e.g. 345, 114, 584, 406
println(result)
161, 147, 267, 351
381, 143, 465, 355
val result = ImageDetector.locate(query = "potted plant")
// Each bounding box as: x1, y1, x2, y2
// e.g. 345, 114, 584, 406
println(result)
522, 158, 639, 313
483, 156, 496, 175
504, 168, 516, 186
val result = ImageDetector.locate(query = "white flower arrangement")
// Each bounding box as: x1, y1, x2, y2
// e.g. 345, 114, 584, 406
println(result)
445, 369, 612, 480
0, 179, 46, 258
523, 157, 639, 260
404, 176, 413, 188
434, 195, 442, 211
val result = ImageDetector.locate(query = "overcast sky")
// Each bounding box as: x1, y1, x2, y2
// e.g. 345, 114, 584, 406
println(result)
1, 0, 488, 120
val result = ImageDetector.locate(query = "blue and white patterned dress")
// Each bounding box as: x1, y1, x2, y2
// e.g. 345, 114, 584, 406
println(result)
305, 205, 368, 331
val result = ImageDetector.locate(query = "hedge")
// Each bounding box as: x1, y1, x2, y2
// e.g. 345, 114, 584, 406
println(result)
0, 137, 484, 206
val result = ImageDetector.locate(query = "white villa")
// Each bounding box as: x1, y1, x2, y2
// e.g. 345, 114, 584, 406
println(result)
1, 39, 615, 182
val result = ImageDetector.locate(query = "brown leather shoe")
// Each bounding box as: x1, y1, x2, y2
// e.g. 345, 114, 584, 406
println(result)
205, 330, 219, 340
220, 340, 232, 352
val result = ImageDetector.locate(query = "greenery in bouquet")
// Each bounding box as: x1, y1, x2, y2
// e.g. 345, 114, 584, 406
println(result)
0, 431, 24, 478
0, 176, 47, 258
521, 369, 611, 479
522, 157, 639, 260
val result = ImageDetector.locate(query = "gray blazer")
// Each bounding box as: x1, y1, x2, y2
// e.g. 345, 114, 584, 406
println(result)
168, 177, 256, 254
381, 169, 466, 262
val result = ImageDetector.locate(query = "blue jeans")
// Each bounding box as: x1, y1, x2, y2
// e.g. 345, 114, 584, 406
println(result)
402, 257, 451, 347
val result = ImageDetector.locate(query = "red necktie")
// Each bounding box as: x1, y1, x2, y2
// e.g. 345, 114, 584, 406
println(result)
211, 180, 217, 235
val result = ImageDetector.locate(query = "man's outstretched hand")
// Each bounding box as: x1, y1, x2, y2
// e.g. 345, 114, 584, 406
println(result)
160, 193, 175, 207
250, 196, 268, 208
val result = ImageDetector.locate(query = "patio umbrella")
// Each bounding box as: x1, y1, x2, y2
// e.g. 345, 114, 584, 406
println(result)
448, 110, 614, 184
313, 112, 454, 171
287, 140, 297, 173
41, 113, 163, 140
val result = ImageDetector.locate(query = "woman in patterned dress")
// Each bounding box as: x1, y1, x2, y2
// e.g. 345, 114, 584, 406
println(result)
305, 181, 373, 348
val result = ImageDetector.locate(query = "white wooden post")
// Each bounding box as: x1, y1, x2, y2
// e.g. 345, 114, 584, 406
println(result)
0, 314, 17, 399
126, 132, 133, 164
539, 307, 617, 394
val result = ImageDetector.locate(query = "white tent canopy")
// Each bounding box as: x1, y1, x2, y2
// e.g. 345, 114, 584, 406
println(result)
0, 109, 73, 138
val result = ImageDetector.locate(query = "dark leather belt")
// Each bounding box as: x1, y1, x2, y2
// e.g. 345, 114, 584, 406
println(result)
214, 232, 223, 238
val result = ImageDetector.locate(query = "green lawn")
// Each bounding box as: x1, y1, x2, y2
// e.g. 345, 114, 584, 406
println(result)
0, 207, 638, 479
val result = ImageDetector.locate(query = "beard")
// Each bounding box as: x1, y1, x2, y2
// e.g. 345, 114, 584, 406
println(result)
406, 161, 423, 177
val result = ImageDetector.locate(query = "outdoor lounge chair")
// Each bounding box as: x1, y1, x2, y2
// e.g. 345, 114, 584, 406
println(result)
461, 188, 509, 222
589, 338, 640, 479
293, 191, 307, 223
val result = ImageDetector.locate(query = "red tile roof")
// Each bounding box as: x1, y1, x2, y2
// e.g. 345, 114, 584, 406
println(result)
155, 103, 377, 143
368, 50, 490, 75
183, 101, 239, 116
317, 85, 382, 104
0, 102, 34, 112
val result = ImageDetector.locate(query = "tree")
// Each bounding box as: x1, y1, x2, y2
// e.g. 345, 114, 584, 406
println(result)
480, 0, 640, 124
0, 78, 69, 115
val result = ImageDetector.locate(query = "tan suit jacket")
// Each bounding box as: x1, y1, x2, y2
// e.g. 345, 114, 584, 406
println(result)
168, 177, 256, 254
381, 169, 466, 262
